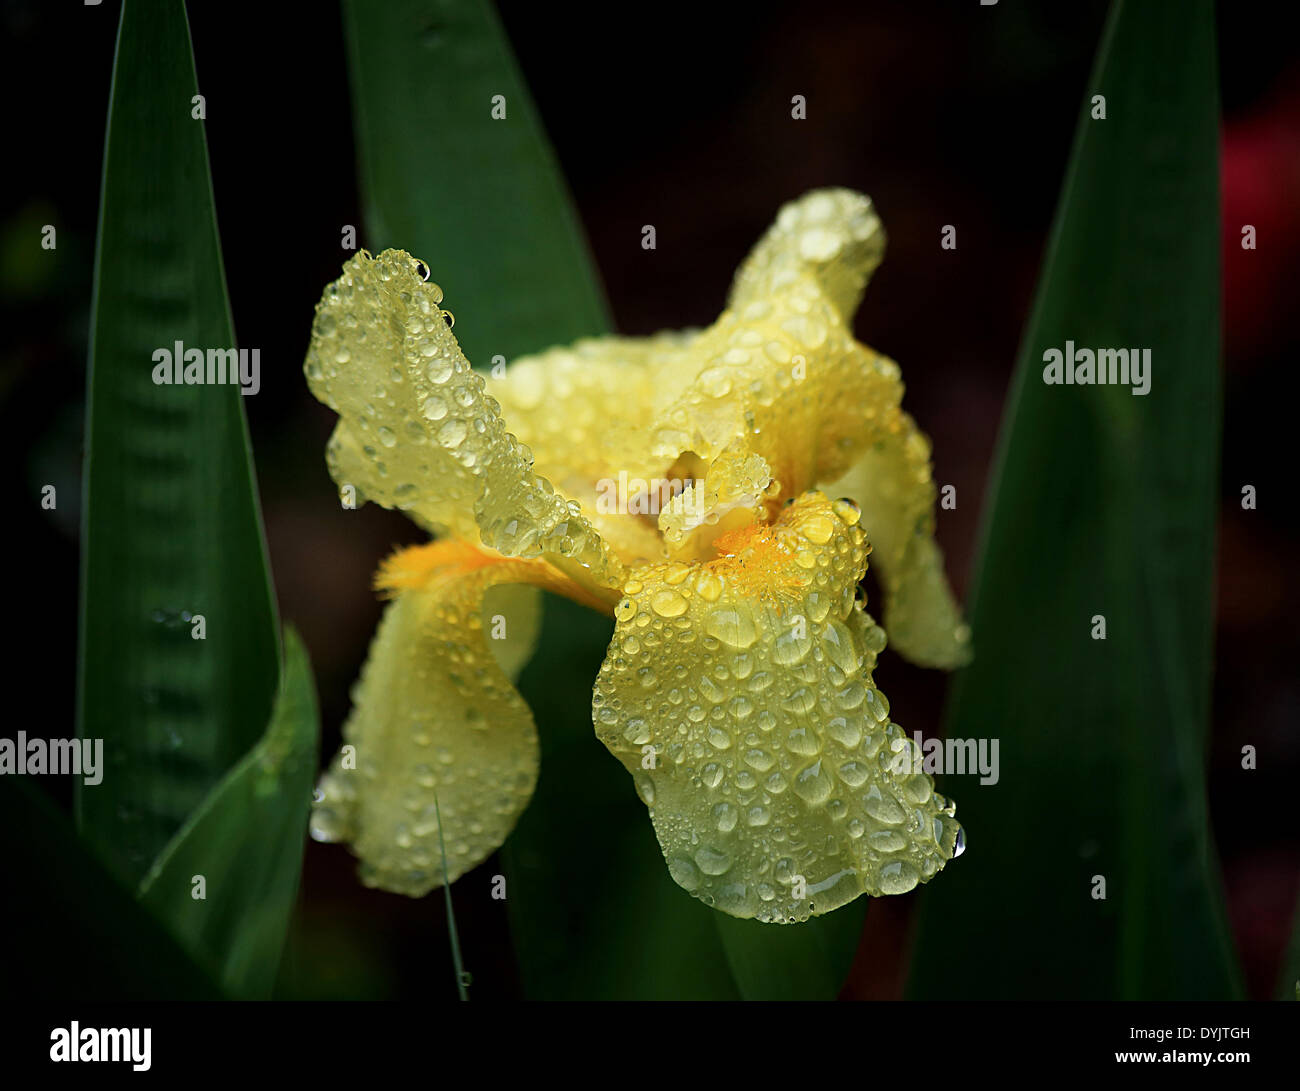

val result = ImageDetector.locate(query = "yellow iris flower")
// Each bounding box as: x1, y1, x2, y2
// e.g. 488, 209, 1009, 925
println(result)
305, 188, 970, 923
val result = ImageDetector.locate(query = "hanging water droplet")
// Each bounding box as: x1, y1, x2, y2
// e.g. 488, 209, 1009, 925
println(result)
634, 772, 656, 806
877, 859, 919, 895
669, 856, 701, 891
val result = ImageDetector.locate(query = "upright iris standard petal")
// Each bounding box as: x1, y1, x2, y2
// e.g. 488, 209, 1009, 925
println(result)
310, 540, 601, 896
592, 493, 964, 923
478, 189, 968, 669
479, 189, 896, 503
727, 187, 886, 322
640, 189, 894, 492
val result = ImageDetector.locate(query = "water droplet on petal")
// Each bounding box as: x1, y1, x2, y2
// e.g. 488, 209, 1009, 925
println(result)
651, 590, 687, 618
704, 607, 757, 649
694, 845, 733, 876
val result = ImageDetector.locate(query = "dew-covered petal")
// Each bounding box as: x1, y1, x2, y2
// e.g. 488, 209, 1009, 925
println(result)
639, 282, 904, 499
485, 332, 690, 496
482, 583, 542, 681
304, 248, 623, 599
484, 332, 696, 567
823, 421, 971, 669
611, 191, 933, 512
474, 189, 966, 655
309, 539, 596, 896
478, 192, 935, 530
640, 188, 891, 484
592, 493, 964, 923
728, 186, 886, 323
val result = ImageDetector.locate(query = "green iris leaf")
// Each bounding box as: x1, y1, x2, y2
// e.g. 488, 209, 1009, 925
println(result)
77, 0, 279, 886
139, 628, 320, 1000
908, 0, 1241, 999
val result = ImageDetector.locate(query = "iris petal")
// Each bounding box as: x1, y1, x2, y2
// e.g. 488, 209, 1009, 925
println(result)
304, 248, 624, 601
593, 494, 963, 922
824, 430, 971, 668
310, 540, 598, 896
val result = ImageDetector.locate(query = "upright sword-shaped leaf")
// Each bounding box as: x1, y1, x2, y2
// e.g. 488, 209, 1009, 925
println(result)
77, 0, 278, 886
908, 0, 1240, 999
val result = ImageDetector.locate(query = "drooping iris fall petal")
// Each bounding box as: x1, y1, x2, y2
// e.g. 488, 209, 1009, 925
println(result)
593, 494, 962, 922
310, 540, 602, 895
303, 247, 625, 601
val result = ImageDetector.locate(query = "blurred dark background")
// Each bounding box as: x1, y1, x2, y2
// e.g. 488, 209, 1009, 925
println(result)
2, 0, 1296, 999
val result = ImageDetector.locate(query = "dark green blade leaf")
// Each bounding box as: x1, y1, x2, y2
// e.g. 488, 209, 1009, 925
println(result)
138, 628, 320, 1001
908, 0, 1240, 999
0, 778, 219, 1000
342, 0, 611, 367
77, 0, 279, 885
504, 598, 738, 1000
